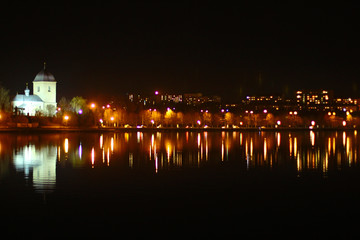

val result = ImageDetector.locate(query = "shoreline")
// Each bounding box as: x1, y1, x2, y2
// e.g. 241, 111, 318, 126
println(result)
0, 125, 358, 132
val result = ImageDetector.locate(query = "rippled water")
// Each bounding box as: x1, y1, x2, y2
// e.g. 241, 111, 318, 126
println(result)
1, 130, 360, 237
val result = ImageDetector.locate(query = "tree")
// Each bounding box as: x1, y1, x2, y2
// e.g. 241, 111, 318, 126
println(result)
58, 97, 71, 112
70, 96, 88, 114
0, 85, 11, 112
46, 104, 56, 116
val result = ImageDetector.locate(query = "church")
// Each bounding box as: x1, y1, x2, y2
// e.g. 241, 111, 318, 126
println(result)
12, 63, 57, 116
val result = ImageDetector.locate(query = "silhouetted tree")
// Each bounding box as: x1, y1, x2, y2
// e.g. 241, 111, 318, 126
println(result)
0, 85, 11, 112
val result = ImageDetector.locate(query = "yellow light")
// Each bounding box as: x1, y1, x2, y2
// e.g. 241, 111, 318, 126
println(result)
111, 137, 114, 152
110, 116, 114, 121
64, 115, 69, 120
90, 103, 96, 108
91, 147, 95, 167
343, 121, 346, 126
64, 138, 69, 153
310, 131, 315, 146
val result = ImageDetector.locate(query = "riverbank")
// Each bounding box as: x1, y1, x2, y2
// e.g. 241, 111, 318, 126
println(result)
0, 125, 358, 132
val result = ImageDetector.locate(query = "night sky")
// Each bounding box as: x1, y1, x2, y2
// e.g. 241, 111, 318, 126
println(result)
0, 1, 359, 101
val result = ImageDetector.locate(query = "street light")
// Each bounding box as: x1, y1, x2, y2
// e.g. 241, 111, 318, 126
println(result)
110, 116, 115, 127
64, 115, 69, 126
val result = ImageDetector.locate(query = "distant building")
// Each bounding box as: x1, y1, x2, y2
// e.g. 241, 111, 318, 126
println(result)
242, 95, 284, 111
184, 93, 221, 106
334, 98, 359, 112
12, 63, 57, 116
296, 90, 333, 110
160, 93, 183, 103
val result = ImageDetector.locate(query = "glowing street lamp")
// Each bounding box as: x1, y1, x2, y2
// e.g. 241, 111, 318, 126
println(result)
90, 103, 96, 109
110, 116, 115, 127
64, 115, 69, 126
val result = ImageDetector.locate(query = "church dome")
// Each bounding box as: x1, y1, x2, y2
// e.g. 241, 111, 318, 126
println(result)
33, 63, 56, 82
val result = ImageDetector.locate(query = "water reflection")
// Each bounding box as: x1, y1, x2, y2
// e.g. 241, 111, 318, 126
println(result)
9, 136, 59, 193
1, 131, 360, 192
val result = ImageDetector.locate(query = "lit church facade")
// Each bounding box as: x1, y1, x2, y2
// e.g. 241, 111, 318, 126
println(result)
12, 63, 57, 116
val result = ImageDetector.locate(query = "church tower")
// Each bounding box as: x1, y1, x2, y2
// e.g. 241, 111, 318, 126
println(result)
33, 62, 57, 111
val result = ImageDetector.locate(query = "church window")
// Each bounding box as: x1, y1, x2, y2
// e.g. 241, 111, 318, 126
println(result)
48, 86, 51, 92
37, 87, 40, 92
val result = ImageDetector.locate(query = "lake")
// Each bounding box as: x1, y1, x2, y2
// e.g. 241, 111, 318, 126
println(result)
1, 130, 360, 237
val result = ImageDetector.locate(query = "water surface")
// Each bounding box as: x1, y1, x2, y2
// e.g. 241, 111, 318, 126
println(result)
1, 130, 360, 237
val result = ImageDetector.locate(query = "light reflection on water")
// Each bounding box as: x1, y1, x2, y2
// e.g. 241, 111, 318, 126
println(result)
1, 130, 360, 192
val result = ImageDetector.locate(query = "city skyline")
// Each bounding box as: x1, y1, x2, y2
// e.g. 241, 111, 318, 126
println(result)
1, 2, 359, 101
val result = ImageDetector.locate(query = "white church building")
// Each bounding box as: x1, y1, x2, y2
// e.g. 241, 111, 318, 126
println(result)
12, 63, 57, 116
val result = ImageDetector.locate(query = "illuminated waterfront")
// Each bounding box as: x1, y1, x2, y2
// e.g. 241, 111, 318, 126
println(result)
1, 130, 360, 237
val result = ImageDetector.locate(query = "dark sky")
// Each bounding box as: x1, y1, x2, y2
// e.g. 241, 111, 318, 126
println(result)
0, 1, 359, 101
